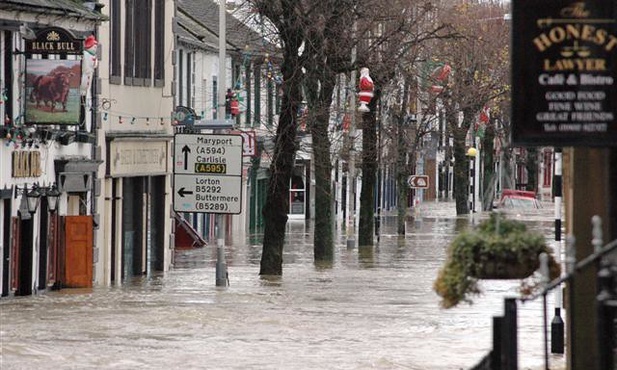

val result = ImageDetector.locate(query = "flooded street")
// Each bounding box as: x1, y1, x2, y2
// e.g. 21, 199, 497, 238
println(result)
1, 201, 566, 369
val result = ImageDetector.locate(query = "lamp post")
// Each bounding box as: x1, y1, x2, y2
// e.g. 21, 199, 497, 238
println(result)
467, 147, 478, 214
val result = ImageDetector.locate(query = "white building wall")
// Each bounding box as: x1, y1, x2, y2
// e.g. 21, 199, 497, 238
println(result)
95, 0, 175, 286
0, 8, 100, 295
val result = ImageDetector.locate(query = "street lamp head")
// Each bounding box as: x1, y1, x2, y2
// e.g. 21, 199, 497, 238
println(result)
46, 185, 61, 214
467, 147, 478, 157
26, 185, 41, 215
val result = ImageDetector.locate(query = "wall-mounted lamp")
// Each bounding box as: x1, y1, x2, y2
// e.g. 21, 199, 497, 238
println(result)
15, 183, 61, 215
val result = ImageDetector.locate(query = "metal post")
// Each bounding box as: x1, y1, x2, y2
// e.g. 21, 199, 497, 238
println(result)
551, 147, 564, 354
474, 136, 480, 213
214, 0, 228, 287
215, 214, 227, 287
597, 260, 615, 370
565, 235, 576, 366
540, 253, 550, 369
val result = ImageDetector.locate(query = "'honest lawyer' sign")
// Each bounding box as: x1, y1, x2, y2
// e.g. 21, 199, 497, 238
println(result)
511, 0, 617, 146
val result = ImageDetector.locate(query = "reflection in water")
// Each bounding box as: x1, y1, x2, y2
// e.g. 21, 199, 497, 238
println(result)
1, 202, 564, 370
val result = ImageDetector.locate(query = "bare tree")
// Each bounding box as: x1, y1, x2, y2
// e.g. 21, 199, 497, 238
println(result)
250, 0, 305, 275
431, 0, 510, 215
247, 0, 455, 273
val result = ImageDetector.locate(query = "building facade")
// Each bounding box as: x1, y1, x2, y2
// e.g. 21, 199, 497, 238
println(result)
95, 0, 176, 285
0, 1, 105, 297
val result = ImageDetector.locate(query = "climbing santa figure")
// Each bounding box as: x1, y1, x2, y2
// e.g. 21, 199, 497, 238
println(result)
358, 67, 374, 112
81, 35, 99, 96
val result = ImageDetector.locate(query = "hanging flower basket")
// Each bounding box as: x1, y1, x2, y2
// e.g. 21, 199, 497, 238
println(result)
473, 256, 538, 280
434, 213, 561, 309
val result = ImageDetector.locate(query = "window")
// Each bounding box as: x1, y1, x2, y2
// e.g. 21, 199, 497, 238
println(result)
244, 64, 251, 126
153, 0, 165, 86
124, 0, 152, 86
110, 0, 121, 84
178, 50, 183, 104
267, 77, 274, 127
253, 64, 261, 126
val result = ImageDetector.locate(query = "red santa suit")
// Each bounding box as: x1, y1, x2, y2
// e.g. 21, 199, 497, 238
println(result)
358, 67, 374, 112
81, 35, 99, 96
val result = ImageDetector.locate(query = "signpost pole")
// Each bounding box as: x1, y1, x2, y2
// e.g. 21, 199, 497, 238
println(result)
215, 216, 227, 286
216, 0, 227, 287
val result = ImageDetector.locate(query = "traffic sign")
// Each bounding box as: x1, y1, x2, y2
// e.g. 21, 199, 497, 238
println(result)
408, 175, 429, 189
173, 133, 243, 214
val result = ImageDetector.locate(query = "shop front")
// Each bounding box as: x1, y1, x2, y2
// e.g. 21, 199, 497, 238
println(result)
105, 138, 171, 283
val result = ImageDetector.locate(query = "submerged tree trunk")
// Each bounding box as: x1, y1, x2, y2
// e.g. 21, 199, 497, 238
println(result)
308, 77, 336, 261
481, 121, 496, 211
396, 81, 411, 235
452, 124, 470, 215
396, 119, 409, 235
452, 106, 482, 215
259, 22, 303, 276
358, 90, 380, 246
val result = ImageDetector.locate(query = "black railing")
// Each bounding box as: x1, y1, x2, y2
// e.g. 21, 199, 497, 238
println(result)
471, 216, 617, 370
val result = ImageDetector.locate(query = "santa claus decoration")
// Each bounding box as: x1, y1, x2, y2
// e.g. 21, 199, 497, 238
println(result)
81, 35, 99, 96
358, 67, 374, 112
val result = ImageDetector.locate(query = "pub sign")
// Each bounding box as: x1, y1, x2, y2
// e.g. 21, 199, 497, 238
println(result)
511, 1, 617, 146
24, 27, 83, 125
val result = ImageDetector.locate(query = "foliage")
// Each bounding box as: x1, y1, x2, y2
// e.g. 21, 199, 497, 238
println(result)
434, 213, 561, 309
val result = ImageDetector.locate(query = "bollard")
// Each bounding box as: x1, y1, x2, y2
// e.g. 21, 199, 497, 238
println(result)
565, 236, 576, 365
596, 261, 615, 369
492, 316, 503, 370
503, 298, 518, 370
551, 148, 565, 354
551, 308, 564, 354
215, 239, 227, 287
215, 214, 228, 287
374, 208, 381, 243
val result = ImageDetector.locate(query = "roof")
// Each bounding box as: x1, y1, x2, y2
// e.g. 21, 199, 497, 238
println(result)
0, 0, 107, 22
176, 0, 276, 58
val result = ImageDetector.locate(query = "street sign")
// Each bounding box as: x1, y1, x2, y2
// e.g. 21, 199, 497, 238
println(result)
408, 175, 429, 189
173, 133, 243, 214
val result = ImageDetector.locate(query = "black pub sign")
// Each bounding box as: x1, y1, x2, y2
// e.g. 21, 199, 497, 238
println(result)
512, 0, 617, 146
25, 27, 82, 55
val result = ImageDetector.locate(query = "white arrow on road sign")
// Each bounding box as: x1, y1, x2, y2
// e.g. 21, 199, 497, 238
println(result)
173, 174, 243, 214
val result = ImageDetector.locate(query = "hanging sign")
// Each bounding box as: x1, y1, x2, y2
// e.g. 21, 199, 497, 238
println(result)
24, 27, 84, 125
25, 27, 83, 55
511, 0, 617, 146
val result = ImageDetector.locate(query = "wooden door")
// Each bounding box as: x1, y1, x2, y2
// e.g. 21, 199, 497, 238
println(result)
64, 216, 92, 288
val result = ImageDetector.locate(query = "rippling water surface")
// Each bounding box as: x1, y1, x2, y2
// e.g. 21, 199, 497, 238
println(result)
1, 201, 566, 369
